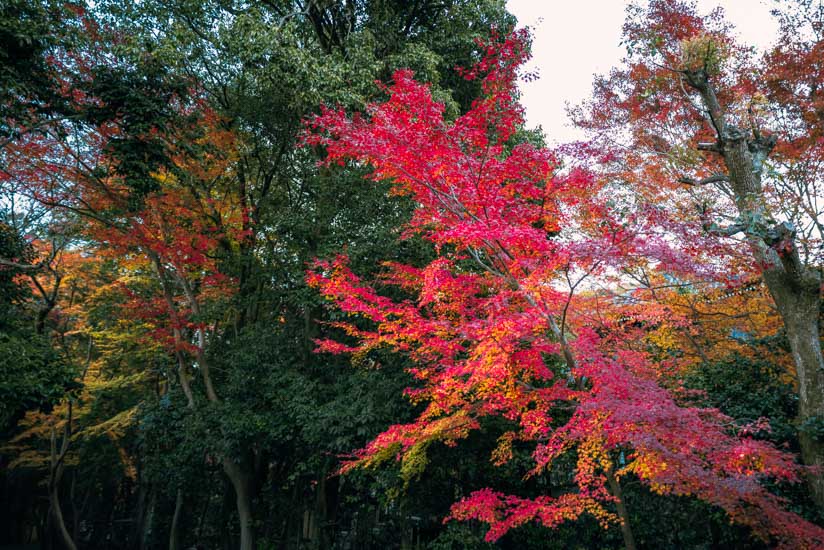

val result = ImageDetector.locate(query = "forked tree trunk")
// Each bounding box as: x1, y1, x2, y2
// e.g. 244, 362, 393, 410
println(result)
153, 253, 259, 546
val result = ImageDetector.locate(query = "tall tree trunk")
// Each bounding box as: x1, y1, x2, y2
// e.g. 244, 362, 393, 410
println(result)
48, 403, 77, 550
154, 248, 261, 548
168, 488, 184, 550
220, 477, 234, 550
139, 488, 157, 550
309, 465, 334, 550
684, 70, 824, 510
322, 471, 339, 548
48, 491, 76, 550
43, 504, 54, 550
223, 457, 256, 550
764, 268, 824, 507
725, 130, 824, 509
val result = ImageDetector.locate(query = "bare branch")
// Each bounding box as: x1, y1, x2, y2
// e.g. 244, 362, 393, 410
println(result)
0, 258, 45, 271
706, 222, 747, 237
678, 174, 730, 186
697, 142, 722, 153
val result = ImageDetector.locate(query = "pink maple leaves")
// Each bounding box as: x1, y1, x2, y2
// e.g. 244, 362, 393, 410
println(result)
305, 30, 824, 548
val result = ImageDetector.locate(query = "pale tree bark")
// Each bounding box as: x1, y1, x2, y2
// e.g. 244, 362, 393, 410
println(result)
223, 457, 256, 550
150, 254, 192, 550
48, 402, 78, 550
177, 271, 258, 550
150, 251, 258, 549
150, 253, 196, 409
683, 68, 824, 508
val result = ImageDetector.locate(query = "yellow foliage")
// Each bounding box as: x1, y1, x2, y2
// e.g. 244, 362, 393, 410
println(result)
680, 34, 728, 74
491, 431, 517, 466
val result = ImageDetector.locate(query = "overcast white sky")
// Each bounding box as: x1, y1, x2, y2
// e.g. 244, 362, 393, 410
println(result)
506, 0, 780, 144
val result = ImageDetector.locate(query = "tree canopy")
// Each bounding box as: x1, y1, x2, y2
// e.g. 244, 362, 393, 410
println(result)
1, 1, 823, 549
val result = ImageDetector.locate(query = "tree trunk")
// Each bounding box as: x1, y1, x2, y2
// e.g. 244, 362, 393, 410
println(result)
48, 490, 76, 550
169, 488, 184, 550
724, 130, 824, 510
223, 457, 256, 550
763, 267, 824, 507
139, 488, 157, 550
43, 504, 54, 550
220, 477, 234, 550
606, 470, 637, 550
322, 472, 339, 548
48, 404, 77, 550
310, 466, 334, 550
685, 70, 824, 510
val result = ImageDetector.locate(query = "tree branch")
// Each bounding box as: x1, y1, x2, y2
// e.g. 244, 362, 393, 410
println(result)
0, 258, 45, 271
678, 174, 730, 186
697, 142, 722, 153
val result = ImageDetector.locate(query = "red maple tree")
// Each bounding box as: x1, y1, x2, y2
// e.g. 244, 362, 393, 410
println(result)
305, 29, 824, 548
